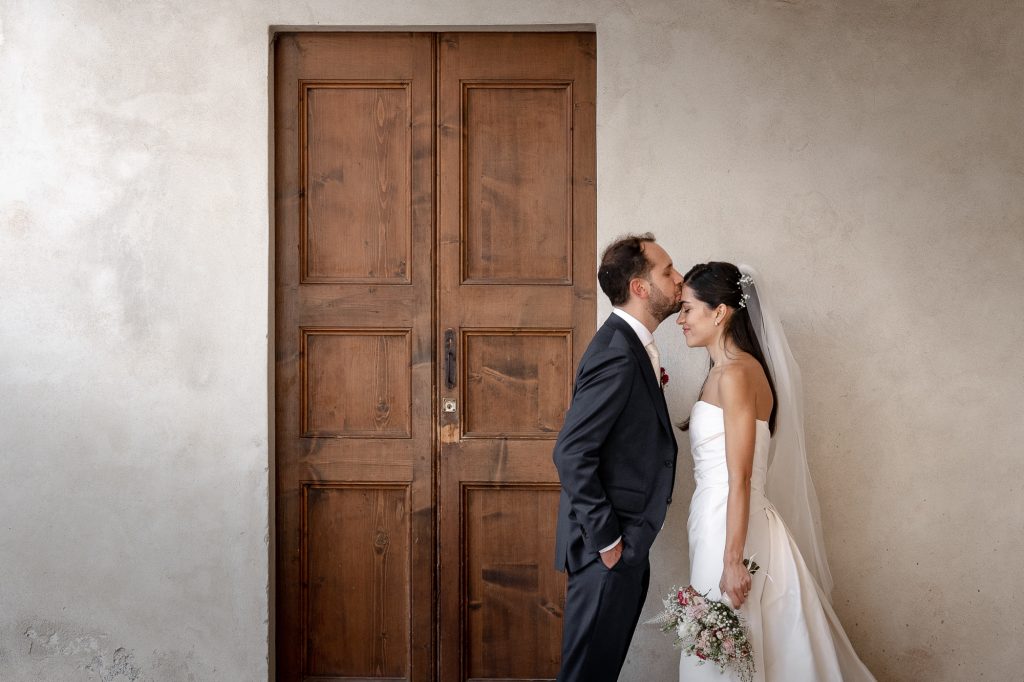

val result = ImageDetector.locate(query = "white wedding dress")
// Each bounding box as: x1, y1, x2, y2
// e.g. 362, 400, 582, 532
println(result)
679, 400, 875, 682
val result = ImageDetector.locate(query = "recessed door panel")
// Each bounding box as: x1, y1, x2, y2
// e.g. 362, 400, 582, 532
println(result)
463, 83, 573, 284
301, 329, 412, 438
461, 330, 572, 438
303, 484, 410, 677
463, 484, 564, 680
303, 83, 412, 283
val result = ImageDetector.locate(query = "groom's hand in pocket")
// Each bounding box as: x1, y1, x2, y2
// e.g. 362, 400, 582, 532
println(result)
600, 540, 623, 569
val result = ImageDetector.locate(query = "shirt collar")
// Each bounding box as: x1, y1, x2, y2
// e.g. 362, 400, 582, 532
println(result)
612, 308, 655, 347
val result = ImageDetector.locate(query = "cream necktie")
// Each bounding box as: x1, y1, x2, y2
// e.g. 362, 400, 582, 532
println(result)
644, 341, 661, 387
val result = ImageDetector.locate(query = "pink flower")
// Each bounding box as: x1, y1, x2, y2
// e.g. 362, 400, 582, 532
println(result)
722, 637, 736, 655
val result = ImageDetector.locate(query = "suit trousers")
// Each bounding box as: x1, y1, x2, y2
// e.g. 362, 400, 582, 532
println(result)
556, 555, 651, 682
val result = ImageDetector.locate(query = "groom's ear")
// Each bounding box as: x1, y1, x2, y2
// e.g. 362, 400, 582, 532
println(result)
629, 277, 649, 301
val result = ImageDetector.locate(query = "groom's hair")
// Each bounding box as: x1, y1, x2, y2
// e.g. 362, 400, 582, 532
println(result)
598, 233, 657, 306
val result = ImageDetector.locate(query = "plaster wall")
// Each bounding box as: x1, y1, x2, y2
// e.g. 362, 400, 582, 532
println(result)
1, 1, 1021, 680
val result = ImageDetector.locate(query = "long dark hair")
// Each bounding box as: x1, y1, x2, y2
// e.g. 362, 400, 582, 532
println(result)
679, 261, 778, 434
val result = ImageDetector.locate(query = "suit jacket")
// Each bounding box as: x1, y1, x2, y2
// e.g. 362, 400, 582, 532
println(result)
553, 313, 678, 573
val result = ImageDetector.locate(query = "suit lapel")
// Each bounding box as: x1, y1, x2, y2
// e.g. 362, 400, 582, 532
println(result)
606, 315, 674, 437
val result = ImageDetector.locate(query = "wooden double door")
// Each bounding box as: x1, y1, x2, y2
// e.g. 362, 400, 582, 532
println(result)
274, 32, 596, 681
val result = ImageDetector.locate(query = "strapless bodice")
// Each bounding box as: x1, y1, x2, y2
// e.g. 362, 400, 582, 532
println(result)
689, 400, 771, 492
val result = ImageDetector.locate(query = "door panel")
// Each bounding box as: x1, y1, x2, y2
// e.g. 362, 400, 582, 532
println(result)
275, 33, 435, 682
303, 483, 410, 677
303, 83, 413, 284
302, 329, 412, 438
463, 83, 573, 284
462, 484, 564, 679
461, 330, 572, 438
437, 32, 596, 682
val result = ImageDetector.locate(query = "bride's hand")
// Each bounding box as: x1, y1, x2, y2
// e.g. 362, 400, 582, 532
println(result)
720, 560, 752, 609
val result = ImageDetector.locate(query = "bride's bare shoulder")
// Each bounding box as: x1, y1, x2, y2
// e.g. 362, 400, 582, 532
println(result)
719, 358, 772, 411
718, 362, 755, 403
721, 355, 764, 385
721, 355, 773, 418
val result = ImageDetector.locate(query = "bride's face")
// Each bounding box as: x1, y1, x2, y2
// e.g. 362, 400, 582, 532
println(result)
676, 284, 718, 348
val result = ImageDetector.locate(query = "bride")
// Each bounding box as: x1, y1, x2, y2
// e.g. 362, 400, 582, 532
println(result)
675, 262, 874, 681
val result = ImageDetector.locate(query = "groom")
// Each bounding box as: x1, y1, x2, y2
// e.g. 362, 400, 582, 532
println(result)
553, 233, 683, 681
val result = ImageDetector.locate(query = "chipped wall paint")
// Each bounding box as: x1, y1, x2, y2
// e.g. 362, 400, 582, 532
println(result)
17, 621, 211, 680
1, 1, 1021, 681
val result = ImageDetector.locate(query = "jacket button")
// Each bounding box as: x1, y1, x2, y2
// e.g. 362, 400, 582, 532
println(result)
666, 497, 673, 504
664, 459, 672, 467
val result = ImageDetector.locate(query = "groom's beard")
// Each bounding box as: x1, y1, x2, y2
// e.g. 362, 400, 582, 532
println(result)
647, 283, 682, 322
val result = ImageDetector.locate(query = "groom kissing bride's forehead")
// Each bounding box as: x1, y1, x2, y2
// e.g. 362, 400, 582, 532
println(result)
553, 235, 877, 682
552, 232, 682, 682
597, 233, 684, 325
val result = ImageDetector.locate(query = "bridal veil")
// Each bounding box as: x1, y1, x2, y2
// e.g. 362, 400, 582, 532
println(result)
738, 264, 834, 599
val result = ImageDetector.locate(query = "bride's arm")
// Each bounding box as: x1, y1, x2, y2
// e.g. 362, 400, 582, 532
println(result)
720, 366, 757, 608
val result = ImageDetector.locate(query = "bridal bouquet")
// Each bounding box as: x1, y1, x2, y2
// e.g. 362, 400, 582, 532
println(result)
648, 559, 760, 682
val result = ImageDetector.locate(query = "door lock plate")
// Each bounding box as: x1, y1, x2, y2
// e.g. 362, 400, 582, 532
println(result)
442, 398, 457, 413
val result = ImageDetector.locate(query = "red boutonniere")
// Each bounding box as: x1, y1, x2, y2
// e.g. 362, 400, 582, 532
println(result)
660, 367, 669, 387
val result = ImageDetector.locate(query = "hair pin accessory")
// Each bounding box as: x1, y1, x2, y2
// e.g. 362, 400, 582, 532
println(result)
737, 274, 754, 308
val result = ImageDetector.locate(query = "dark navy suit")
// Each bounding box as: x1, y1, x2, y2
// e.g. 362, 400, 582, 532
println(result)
553, 313, 678, 681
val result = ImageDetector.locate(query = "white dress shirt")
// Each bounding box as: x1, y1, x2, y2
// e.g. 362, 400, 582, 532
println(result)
612, 307, 654, 349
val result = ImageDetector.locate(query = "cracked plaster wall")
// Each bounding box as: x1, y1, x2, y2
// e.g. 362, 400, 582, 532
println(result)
1, 1, 1021, 681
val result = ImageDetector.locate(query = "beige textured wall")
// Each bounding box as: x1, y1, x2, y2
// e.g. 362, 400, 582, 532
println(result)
0, 1, 1020, 680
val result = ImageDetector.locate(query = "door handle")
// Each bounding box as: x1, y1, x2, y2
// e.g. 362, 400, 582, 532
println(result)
444, 328, 456, 389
